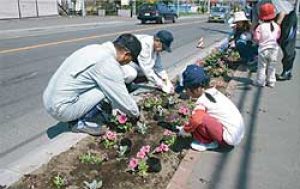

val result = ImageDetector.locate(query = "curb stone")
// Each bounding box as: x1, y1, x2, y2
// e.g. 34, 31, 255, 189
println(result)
0, 38, 227, 188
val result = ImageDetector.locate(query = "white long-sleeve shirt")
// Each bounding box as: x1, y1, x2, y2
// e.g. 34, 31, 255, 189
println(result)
43, 42, 139, 120
253, 21, 281, 52
135, 35, 167, 87
194, 88, 245, 146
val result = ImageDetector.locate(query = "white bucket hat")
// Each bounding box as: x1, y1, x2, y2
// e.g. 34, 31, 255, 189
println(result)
233, 11, 249, 23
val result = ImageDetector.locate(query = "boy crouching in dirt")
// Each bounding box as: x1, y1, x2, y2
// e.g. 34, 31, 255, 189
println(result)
176, 65, 245, 151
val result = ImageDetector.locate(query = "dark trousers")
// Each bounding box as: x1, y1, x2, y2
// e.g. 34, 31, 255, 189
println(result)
278, 10, 297, 73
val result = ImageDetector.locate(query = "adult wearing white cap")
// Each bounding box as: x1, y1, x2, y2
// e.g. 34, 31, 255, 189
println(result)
233, 11, 258, 64
122, 30, 175, 94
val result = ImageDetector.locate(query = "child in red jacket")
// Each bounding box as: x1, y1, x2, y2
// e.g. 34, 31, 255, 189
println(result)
176, 65, 245, 151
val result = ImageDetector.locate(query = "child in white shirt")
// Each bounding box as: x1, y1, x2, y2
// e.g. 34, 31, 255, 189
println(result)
176, 65, 245, 152
253, 3, 281, 87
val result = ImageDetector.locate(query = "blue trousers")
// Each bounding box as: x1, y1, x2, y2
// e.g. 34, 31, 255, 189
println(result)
235, 39, 258, 63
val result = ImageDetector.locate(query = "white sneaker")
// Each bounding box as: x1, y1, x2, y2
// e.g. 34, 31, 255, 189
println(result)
69, 120, 107, 136
252, 80, 265, 87
266, 82, 275, 88
190, 141, 218, 152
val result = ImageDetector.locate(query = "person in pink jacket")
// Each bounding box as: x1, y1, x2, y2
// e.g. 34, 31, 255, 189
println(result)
253, 3, 281, 87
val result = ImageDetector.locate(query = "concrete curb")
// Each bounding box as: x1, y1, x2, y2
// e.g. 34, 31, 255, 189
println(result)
166, 63, 248, 189
0, 37, 227, 188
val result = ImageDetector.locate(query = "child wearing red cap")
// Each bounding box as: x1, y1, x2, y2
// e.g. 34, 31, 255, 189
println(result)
176, 65, 245, 152
253, 3, 281, 87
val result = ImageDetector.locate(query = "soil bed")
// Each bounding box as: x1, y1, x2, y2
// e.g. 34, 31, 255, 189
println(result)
8, 48, 240, 189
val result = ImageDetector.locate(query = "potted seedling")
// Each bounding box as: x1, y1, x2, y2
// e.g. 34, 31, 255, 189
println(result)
110, 112, 133, 133
153, 105, 165, 121
118, 138, 132, 156
146, 157, 162, 173
161, 129, 177, 146
102, 130, 117, 149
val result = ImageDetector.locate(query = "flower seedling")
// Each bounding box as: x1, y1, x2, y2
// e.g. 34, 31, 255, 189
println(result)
143, 96, 162, 110
83, 179, 103, 189
117, 145, 128, 158
178, 105, 190, 116
110, 113, 133, 132
128, 145, 151, 176
136, 121, 148, 135
162, 130, 177, 146
102, 130, 117, 148
154, 143, 169, 154
137, 160, 149, 177
52, 174, 66, 189
153, 105, 165, 121
79, 152, 103, 165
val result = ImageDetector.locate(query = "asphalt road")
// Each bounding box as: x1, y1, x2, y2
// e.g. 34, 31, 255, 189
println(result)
0, 16, 230, 170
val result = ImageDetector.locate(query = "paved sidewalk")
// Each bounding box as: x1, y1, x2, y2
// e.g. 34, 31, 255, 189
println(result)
167, 40, 300, 189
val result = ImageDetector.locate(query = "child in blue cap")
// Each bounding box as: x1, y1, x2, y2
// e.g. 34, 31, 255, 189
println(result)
176, 65, 245, 151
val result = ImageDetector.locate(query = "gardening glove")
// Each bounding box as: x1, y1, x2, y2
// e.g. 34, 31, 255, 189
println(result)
161, 80, 174, 94
176, 126, 191, 137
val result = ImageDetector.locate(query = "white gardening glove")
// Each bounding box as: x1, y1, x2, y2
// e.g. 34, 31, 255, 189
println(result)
176, 126, 190, 137
161, 79, 174, 94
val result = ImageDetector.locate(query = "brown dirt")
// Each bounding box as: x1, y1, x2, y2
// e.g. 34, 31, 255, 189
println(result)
9, 93, 192, 189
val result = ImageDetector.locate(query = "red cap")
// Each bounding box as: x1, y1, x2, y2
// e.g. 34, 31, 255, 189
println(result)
259, 3, 276, 21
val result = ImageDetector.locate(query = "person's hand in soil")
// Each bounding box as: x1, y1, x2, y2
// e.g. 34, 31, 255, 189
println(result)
176, 126, 191, 137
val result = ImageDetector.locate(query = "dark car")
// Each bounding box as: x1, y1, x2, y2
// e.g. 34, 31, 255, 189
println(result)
137, 3, 178, 24
208, 6, 231, 23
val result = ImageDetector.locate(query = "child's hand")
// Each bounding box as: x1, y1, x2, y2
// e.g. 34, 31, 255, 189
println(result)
176, 126, 191, 137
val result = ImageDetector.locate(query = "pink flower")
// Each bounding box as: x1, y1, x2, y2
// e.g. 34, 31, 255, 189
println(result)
155, 143, 169, 153
163, 129, 175, 136
136, 151, 146, 159
117, 114, 127, 124
140, 145, 151, 153
160, 143, 169, 152
105, 131, 117, 141
155, 146, 163, 153
128, 158, 139, 170
178, 106, 190, 116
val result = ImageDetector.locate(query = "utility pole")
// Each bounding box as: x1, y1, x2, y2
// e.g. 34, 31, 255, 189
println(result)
296, 0, 299, 14
177, 0, 180, 17
82, 0, 86, 17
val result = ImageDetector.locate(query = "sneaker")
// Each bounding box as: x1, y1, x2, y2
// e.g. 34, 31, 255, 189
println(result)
276, 71, 292, 81
69, 120, 107, 136
266, 82, 275, 88
190, 141, 218, 152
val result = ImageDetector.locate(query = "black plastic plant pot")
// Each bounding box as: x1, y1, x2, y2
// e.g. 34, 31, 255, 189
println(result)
153, 114, 165, 122
146, 157, 162, 173
119, 138, 132, 153
158, 121, 179, 133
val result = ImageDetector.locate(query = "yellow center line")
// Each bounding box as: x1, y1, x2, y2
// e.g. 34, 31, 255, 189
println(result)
0, 21, 202, 55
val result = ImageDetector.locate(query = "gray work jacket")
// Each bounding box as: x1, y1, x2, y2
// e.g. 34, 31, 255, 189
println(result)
43, 42, 139, 121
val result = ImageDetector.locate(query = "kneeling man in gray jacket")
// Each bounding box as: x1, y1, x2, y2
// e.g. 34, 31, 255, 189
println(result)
43, 34, 142, 135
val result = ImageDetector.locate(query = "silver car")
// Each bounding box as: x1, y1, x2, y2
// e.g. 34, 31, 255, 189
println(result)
208, 6, 231, 23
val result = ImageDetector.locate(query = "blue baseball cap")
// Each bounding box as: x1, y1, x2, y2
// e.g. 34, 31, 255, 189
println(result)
182, 65, 210, 89
155, 30, 174, 52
